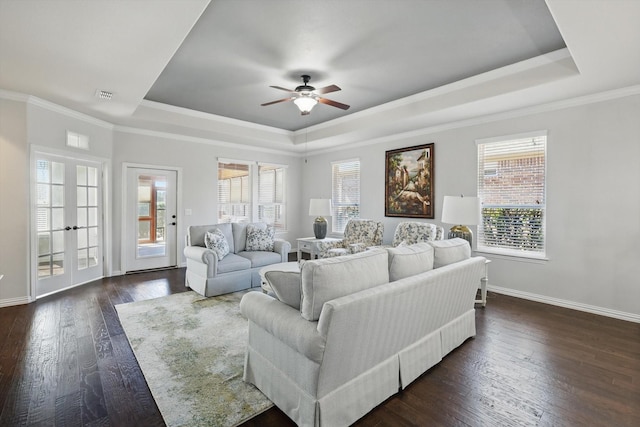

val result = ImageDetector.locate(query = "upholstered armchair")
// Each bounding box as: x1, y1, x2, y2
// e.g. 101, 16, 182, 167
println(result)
391, 221, 444, 246
317, 219, 384, 258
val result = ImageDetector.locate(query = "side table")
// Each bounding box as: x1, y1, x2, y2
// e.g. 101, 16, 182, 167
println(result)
296, 237, 341, 260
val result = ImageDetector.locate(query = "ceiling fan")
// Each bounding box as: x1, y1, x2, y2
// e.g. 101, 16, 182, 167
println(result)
261, 75, 350, 115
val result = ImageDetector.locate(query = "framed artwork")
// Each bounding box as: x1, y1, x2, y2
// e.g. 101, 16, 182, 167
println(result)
385, 143, 434, 218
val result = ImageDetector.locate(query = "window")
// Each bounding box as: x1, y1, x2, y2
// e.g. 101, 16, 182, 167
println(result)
258, 164, 286, 231
331, 159, 360, 233
217, 160, 287, 231
218, 161, 251, 223
476, 132, 546, 258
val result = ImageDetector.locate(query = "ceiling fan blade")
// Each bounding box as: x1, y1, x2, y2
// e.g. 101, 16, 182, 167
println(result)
261, 97, 293, 106
270, 85, 295, 93
318, 97, 350, 110
315, 84, 341, 95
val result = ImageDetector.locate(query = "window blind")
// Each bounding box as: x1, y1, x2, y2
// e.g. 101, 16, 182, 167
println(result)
477, 134, 546, 257
331, 159, 360, 233
217, 161, 250, 223
258, 164, 286, 231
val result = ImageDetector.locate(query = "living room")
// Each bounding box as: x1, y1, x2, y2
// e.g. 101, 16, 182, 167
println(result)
0, 0, 639, 425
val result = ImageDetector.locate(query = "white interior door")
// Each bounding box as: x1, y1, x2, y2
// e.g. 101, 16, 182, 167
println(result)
125, 167, 177, 272
35, 155, 103, 297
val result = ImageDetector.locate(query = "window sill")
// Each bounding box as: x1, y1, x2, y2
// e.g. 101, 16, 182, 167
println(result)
474, 249, 549, 264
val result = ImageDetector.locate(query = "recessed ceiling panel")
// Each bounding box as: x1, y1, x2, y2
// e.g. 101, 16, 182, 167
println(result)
144, 0, 565, 131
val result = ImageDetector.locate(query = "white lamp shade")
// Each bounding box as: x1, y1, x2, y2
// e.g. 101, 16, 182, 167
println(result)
309, 198, 332, 216
441, 196, 480, 225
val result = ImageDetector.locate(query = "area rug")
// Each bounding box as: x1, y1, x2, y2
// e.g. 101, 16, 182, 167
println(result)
115, 290, 273, 427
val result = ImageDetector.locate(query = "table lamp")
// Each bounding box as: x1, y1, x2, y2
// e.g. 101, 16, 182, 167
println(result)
441, 195, 480, 247
309, 198, 332, 239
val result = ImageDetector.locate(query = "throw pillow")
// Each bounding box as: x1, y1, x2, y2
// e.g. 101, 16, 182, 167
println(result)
428, 238, 471, 268
245, 224, 275, 251
204, 228, 230, 260
386, 242, 434, 281
265, 270, 302, 310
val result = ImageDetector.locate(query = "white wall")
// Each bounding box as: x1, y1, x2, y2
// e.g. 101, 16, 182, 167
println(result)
0, 98, 29, 304
111, 130, 303, 273
303, 94, 640, 319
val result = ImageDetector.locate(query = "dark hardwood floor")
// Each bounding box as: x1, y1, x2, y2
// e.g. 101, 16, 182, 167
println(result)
1, 268, 638, 426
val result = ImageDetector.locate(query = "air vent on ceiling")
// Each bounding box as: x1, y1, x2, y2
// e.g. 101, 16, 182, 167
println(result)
95, 89, 114, 100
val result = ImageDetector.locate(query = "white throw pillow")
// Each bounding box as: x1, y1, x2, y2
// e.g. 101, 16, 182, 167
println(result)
204, 228, 230, 260
428, 238, 471, 268
265, 270, 301, 310
245, 224, 275, 251
300, 249, 389, 321
386, 242, 434, 281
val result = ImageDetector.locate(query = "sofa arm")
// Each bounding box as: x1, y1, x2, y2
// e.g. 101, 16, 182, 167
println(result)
273, 239, 292, 262
183, 245, 218, 277
316, 239, 344, 258
240, 292, 325, 363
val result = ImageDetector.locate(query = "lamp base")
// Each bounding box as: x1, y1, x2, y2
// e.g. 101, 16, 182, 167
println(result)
313, 217, 327, 239
448, 225, 473, 248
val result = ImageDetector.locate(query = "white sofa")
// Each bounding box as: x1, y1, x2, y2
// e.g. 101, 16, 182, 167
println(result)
240, 238, 486, 427
183, 222, 291, 297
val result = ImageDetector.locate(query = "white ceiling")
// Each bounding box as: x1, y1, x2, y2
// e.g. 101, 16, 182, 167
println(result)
1, 0, 640, 153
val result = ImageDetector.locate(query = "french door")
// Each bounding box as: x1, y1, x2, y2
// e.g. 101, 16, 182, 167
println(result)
34, 154, 103, 297
124, 167, 178, 272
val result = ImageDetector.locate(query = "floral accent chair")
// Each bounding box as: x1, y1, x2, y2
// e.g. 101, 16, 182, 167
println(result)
391, 221, 444, 246
317, 219, 384, 258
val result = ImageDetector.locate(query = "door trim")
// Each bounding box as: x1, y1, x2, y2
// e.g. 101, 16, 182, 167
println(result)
120, 163, 183, 275
30, 145, 112, 300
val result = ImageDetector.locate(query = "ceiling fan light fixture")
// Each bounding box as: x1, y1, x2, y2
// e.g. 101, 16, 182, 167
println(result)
293, 95, 318, 114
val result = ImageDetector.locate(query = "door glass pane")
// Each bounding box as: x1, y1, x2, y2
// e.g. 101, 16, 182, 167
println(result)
37, 160, 50, 183
77, 208, 87, 227
77, 187, 87, 207
88, 187, 97, 206
38, 232, 50, 254
38, 209, 50, 231
52, 185, 64, 207
88, 207, 98, 227
37, 184, 50, 205
52, 162, 64, 184
136, 174, 167, 258
77, 228, 88, 249
52, 208, 64, 230
88, 247, 98, 267
52, 253, 64, 276
52, 231, 64, 253
38, 255, 51, 278
87, 167, 97, 186
88, 227, 98, 247
77, 165, 87, 186
77, 249, 88, 270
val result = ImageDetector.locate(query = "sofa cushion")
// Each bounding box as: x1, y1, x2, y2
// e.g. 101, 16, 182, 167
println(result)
187, 223, 234, 253
232, 222, 267, 253
386, 242, 434, 281
216, 253, 251, 274
245, 224, 275, 251
428, 238, 471, 268
237, 250, 282, 268
204, 228, 230, 260
300, 249, 389, 321
265, 270, 302, 310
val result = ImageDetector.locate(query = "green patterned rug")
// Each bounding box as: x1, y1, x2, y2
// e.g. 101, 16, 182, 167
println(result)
115, 290, 273, 426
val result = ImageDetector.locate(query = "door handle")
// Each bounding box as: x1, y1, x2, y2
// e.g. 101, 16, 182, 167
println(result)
72, 226, 86, 230
170, 222, 176, 226
65, 226, 72, 231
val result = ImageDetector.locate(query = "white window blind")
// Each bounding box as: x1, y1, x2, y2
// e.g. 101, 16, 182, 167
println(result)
217, 161, 250, 223
258, 164, 286, 231
477, 133, 546, 257
331, 159, 360, 233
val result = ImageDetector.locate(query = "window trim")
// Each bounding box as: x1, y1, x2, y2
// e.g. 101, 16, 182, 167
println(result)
476, 131, 547, 259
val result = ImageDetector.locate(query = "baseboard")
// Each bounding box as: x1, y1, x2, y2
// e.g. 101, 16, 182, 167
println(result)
0, 296, 33, 308
488, 285, 640, 324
